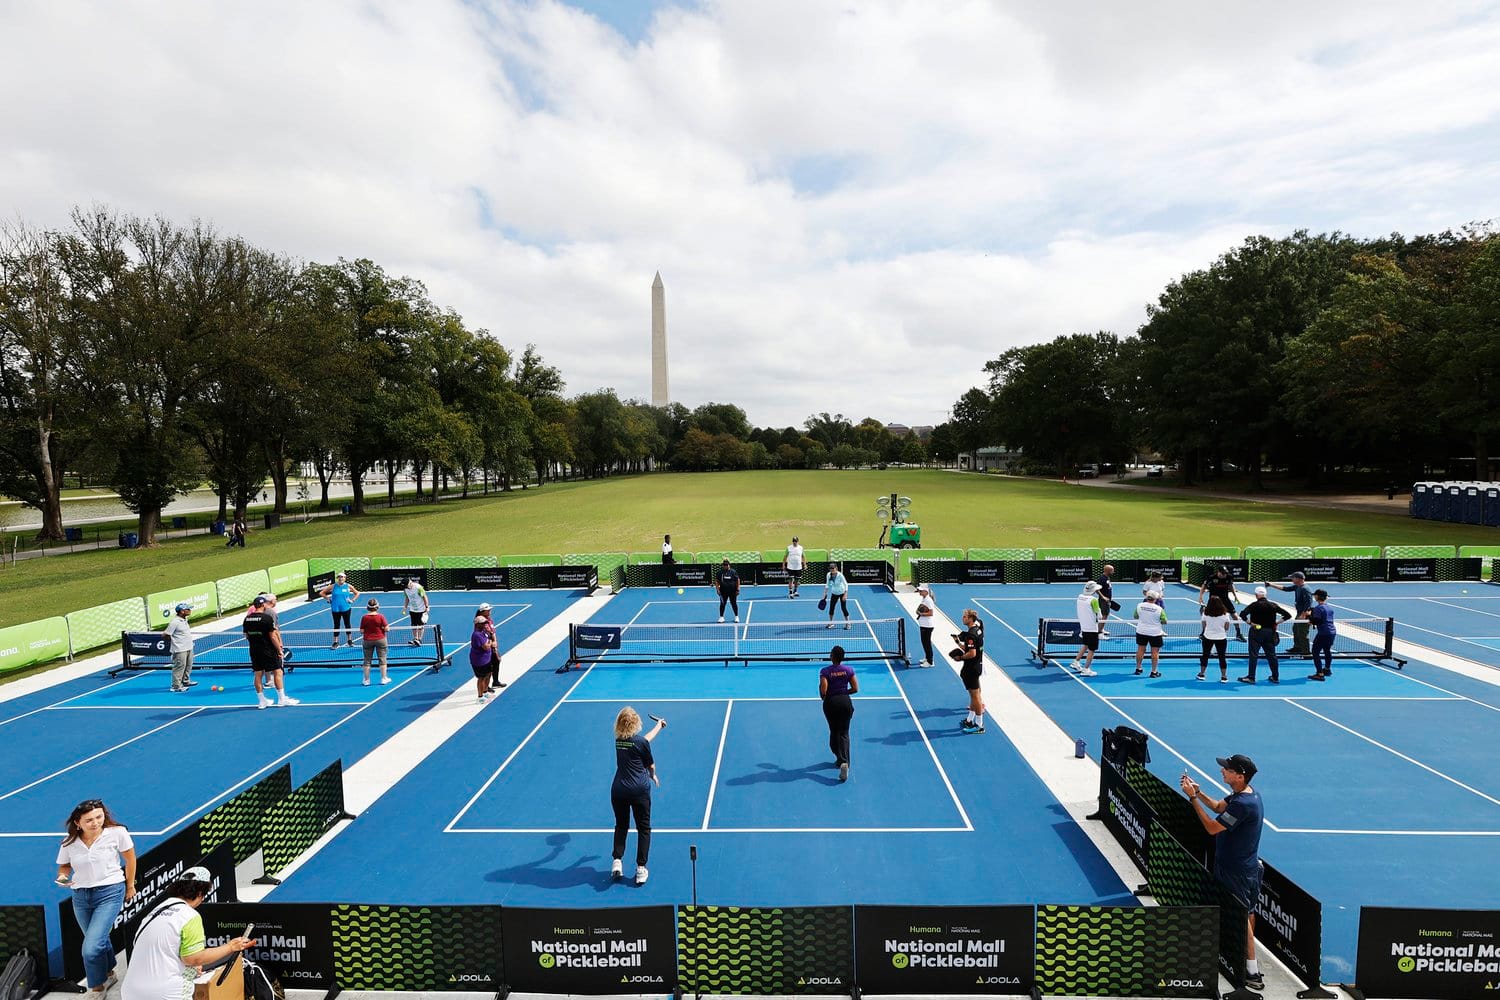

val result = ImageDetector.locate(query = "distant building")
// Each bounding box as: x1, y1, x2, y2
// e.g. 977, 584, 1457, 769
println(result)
885, 424, 934, 439
958, 446, 1019, 471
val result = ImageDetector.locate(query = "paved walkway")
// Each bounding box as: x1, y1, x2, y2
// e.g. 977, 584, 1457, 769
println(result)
1071, 472, 1411, 516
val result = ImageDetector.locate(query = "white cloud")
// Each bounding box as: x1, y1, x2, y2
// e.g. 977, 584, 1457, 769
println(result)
2, 0, 1498, 426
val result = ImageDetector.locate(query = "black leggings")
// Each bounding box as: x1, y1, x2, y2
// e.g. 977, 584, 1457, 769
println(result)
1199, 637, 1227, 674
827, 594, 848, 620
611, 790, 652, 866
823, 694, 854, 765
719, 592, 739, 617
919, 626, 935, 663
332, 610, 351, 631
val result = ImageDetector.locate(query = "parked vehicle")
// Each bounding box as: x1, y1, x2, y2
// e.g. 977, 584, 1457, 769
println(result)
1077, 465, 1098, 479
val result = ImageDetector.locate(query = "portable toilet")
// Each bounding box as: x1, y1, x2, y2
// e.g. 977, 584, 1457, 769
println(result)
1410, 481, 1432, 519
1463, 484, 1484, 524
1444, 482, 1467, 522
1485, 483, 1500, 527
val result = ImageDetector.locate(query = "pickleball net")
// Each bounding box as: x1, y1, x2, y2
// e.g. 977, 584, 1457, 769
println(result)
565, 617, 907, 669
1034, 615, 1401, 663
118, 624, 446, 672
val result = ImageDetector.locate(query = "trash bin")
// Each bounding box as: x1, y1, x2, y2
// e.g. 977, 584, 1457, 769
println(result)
211, 520, 226, 536
118, 532, 139, 549
171, 516, 188, 529
65, 527, 83, 542
341, 504, 351, 515
263, 512, 281, 530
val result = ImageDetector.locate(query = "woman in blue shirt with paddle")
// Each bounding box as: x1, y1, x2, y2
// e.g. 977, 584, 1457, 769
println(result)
823, 562, 851, 629
319, 571, 361, 648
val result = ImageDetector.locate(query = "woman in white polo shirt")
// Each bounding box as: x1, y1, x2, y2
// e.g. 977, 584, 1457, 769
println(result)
55, 799, 137, 994
122, 867, 255, 1000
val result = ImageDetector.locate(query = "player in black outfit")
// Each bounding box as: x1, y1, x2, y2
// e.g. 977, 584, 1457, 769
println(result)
611, 707, 665, 886
715, 559, 741, 623
1095, 565, 1116, 637
1198, 564, 1245, 640
1239, 587, 1292, 684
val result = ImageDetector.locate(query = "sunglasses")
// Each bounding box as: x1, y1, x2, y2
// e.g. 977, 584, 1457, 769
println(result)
76, 799, 104, 811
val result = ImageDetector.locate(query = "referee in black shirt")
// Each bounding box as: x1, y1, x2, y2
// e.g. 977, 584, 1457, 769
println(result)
1239, 587, 1292, 684
715, 559, 741, 623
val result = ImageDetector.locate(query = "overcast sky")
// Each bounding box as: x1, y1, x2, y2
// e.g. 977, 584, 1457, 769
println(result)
4, 1, 1499, 428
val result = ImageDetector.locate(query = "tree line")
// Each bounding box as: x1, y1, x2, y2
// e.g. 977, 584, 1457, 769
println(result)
946, 227, 1500, 487
0, 207, 944, 545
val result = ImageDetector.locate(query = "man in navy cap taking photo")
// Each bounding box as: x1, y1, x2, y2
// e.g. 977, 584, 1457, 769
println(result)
1182, 754, 1266, 991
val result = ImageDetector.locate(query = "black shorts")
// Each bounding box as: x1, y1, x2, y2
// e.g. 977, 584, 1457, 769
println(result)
1135, 633, 1163, 648
1079, 631, 1099, 651
409, 611, 425, 627
470, 659, 493, 680
785, 567, 801, 582
250, 651, 281, 673
960, 664, 982, 690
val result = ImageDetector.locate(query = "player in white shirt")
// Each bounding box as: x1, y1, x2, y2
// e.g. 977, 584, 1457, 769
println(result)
1133, 597, 1169, 677
783, 536, 805, 598
402, 578, 430, 645
1069, 581, 1102, 676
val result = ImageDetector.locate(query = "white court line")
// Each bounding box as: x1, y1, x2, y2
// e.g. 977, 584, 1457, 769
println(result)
445, 601, 655, 832
701, 701, 734, 830
1422, 597, 1500, 620
1107, 695, 1462, 702
1284, 700, 1500, 808
566, 696, 904, 703
884, 660, 974, 831
0, 708, 204, 802
448, 825, 972, 834
1272, 828, 1500, 836
41, 701, 372, 710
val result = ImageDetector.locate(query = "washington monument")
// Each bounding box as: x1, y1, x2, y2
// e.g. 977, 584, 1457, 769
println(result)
651, 271, 669, 407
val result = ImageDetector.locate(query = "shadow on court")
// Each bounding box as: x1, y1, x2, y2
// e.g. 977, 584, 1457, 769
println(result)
725, 761, 842, 786
482, 834, 618, 893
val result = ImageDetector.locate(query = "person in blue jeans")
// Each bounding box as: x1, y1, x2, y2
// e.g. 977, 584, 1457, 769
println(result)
1307, 589, 1337, 681
55, 799, 137, 994
1238, 587, 1291, 684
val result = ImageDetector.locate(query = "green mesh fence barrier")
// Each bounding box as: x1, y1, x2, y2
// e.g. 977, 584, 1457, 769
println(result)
828, 547, 892, 563
1460, 545, 1500, 576
565, 552, 627, 578
433, 555, 499, 568
309, 556, 370, 576
66, 597, 149, 654
1102, 546, 1173, 560
760, 548, 829, 563
1173, 546, 1241, 560
497, 553, 562, 566
967, 547, 1034, 560
215, 569, 270, 612
145, 582, 219, 624
0, 617, 70, 675
1314, 545, 1381, 558
695, 550, 762, 565
1384, 544, 1457, 558
1243, 546, 1314, 559
1035, 547, 1102, 560
899, 547, 963, 579
629, 551, 665, 564
370, 556, 431, 570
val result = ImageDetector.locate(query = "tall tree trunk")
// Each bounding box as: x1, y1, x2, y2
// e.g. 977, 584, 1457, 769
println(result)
386, 463, 396, 506
1476, 432, 1490, 482
415, 461, 424, 498
350, 467, 365, 515
34, 420, 64, 541
263, 439, 290, 514
137, 507, 162, 547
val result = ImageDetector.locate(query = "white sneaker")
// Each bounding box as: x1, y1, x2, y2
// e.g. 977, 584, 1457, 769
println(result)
611, 859, 623, 879
1079, 667, 1098, 677
635, 865, 649, 885
717, 616, 724, 623
844, 622, 851, 629
733, 615, 739, 623
257, 696, 271, 710
839, 762, 849, 782
362, 679, 371, 687
380, 676, 391, 685
279, 695, 300, 707
1068, 659, 1080, 671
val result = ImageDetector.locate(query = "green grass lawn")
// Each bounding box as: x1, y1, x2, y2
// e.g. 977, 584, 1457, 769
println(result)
0, 469, 1493, 629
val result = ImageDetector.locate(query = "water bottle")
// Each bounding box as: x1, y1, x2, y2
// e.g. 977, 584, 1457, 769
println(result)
1074, 738, 1087, 759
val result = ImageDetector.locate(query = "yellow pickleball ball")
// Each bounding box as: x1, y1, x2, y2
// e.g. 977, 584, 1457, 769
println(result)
677, 588, 684, 595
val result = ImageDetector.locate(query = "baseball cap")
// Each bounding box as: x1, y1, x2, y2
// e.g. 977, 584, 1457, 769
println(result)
180, 865, 212, 884
1290, 571, 1306, 580
174, 602, 192, 613
915, 583, 931, 593
252, 595, 270, 607
257, 592, 275, 604
1216, 754, 1258, 779
1254, 586, 1267, 597
1083, 581, 1099, 594
478, 602, 492, 611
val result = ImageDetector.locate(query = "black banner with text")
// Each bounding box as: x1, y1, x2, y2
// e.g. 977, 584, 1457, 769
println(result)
502, 905, 675, 995
1356, 906, 1500, 999
853, 904, 1033, 995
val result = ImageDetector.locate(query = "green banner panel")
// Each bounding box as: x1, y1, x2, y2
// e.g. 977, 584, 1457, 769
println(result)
1035, 547, 1102, 560
370, 556, 431, 570
216, 569, 270, 613
308, 556, 370, 577
1102, 546, 1174, 560
332, 904, 503, 991
1173, 546, 1240, 560
760, 548, 829, 564
630, 551, 664, 564
435, 554, 499, 568
1315, 545, 1382, 558
145, 582, 218, 625
967, 547, 1034, 560
1243, 545, 1314, 559
262, 760, 347, 876
829, 547, 891, 564
66, 597, 149, 655
677, 905, 854, 995
1035, 905, 1218, 997
267, 559, 309, 596
0, 617, 70, 675
497, 553, 562, 566
565, 551, 627, 577
1459, 545, 1500, 575
1383, 544, 1456, 558
198, 764, 292, 864
897, 547, 962, 579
